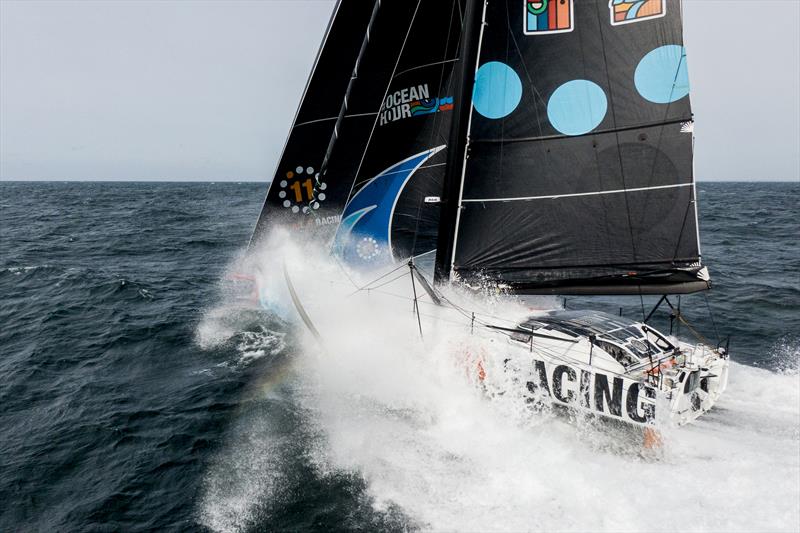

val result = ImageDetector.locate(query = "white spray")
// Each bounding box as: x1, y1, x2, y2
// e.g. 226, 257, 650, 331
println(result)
200, 234, 800, 532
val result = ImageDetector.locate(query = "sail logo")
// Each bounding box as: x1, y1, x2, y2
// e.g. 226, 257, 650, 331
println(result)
277, 165, 326, 214
524, 0, 573, 35
379, 84, 453, 126
332, 147, 445, 268
609, 0, 665, 25
314, 215, 341, 227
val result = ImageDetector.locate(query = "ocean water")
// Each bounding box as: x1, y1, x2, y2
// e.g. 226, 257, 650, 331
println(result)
0, 181, 798, 532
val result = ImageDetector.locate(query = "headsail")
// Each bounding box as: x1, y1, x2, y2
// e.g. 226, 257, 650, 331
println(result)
249, 0, 376, 247
250, 0, 464, 270
331, 0, 465, 271
438, 0, 709, 294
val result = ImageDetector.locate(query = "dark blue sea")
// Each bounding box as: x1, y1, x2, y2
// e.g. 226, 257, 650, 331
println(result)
1, 181, 798, 532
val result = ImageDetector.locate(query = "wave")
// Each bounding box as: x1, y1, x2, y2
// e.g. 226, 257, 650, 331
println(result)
198, 240, 799, 532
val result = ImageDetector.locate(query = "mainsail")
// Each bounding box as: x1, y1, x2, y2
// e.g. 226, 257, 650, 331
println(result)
439, 0, 708, 294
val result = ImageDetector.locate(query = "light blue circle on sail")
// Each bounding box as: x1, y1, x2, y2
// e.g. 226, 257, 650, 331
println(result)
635, 45, 690, 104
472, 61, 522, 119
547, 80, 607, 136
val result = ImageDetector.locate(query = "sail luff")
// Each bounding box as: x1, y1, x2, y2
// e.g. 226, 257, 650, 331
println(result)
434, 0, 487, 284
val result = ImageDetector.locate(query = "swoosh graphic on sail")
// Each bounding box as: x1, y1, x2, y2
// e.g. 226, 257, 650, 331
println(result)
333, 145, 445, 268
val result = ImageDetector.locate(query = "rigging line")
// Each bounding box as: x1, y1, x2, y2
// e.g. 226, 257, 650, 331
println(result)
293, 111, 379, 129
425, 0, 460, 150
433, 287, 522, 325
663, 296, 711, 347
330, 252, 361, 290
368, 271, 413, 292
505, 4, 549, 144
638, 291, 656, 364
496, 334, 608, 377
495, 1, 513, 213
352, 261, 412, 292
690, 134, 702, 258
437, 293, 521, 331
409, 197, 425, 261
592, 1, 639, 264
317, 0, 383, 181
342, 0, 425, 210
670, 189, 696, 263
335, 283, 477, 327
462, 182, 693, 203
409, 262, 424, 338
640, 44, 689, 247
636, 9, 692, 250
394, 58, 460, 80
639, 290, 647, 322
703, 292, 721, 344
675, 313, 712, 348
361, 288, 461, 318
578, 1, 613, 237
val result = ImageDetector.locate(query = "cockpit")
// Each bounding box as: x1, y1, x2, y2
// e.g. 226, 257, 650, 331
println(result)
513, 310, 677, 369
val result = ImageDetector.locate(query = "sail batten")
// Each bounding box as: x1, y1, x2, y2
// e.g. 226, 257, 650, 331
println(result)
470, 117, 692, 144
463, 181, 693, 203
294, 112, 380, 129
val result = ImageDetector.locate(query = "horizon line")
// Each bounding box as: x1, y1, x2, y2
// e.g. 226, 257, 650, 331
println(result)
2, 178, 798, 184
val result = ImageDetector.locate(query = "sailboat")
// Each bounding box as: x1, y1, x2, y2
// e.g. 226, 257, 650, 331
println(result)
247, 0, 729, 430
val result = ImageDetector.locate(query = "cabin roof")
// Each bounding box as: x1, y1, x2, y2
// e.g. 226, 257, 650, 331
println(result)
521, 310, 639, 338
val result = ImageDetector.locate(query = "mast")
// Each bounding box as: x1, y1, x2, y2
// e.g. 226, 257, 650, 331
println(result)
434, 0, 486, 284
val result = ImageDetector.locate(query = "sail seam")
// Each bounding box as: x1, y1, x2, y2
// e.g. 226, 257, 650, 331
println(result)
470, 118, 692, 144
462, 182, 693, 203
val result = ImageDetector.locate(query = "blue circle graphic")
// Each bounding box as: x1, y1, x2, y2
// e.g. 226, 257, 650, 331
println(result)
635, 45, 690, 104
547, 80, 608, 136
472, 61, 522, 119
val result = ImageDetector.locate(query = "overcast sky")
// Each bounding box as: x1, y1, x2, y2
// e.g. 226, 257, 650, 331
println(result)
1, 0, 798, 181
